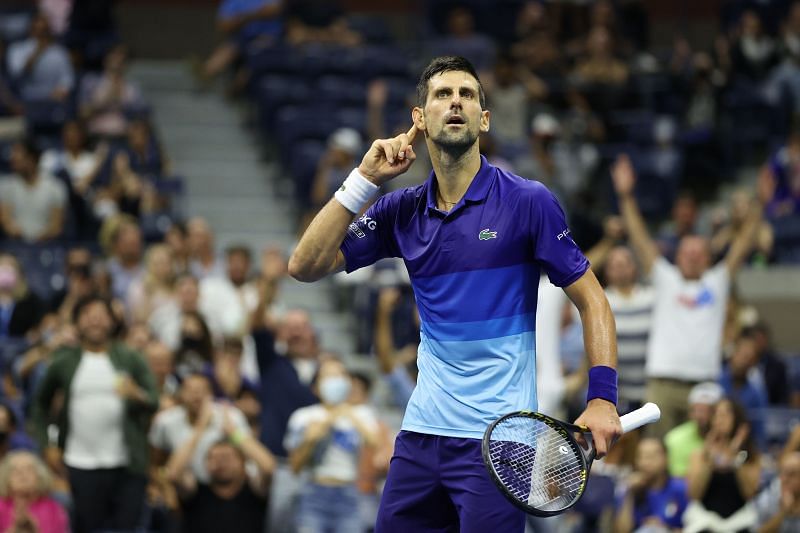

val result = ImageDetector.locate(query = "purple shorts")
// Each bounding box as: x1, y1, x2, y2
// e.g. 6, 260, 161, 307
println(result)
375, 431, 525, 533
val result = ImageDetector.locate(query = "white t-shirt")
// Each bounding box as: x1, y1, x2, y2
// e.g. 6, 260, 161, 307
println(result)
65, 352, 128, 469
40, 150, 97, 186
284, 404, 378, 484
646, 258, 730, 381
148, 403, 250, 483
0, 174, 66, 241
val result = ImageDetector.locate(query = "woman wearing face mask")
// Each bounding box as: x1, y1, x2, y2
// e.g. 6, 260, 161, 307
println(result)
285, 359, 378, 533
0, 254, 45, 342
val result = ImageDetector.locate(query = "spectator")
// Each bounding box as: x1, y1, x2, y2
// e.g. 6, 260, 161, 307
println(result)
31, 295, 159, 533
250, 289, 317, 531
0, 404, 36, 456
430, 6, 496, 73
730, 10, 779, 83
115, 119, 163, 178
188, 217, 225, 280
174, 309, 215, 376
79, 44, 145, 139
5, 12, 74, 102
205, 337, 260, 425
225, 244, 256, 312
0, 139, 67, 243
285, 358, 378, 532
165, 221, 190, 275
40, 120, 109, 239
719, 332, 769, 416
49, 247, 93, 317
571, 25, 629, 110
755, 451, 800, 532
685, 397, 761, 532
105, 215, 144, 302
615, 438, 690, 532
761, 129, 800, 219
664, 381, 724, 478
711, 188, 774, 264
310, 128, 363, 212
374, 287, 417, 410
0, 451, 69, 533
764, 3, 800, 117
144, 340, 179, 412
284, 0, 361, 48
612, 155, 761, 437
149, 373, 252, 484
657, 192, 699, 262
127, 243, 176, 323
513, 113, 598, 204
743, 322, 790, 405
167, 418, 275, 533
196, 0, 283, 85
590, 237, 654, 412
484, 54, 546, 157
0, 254, 46, 340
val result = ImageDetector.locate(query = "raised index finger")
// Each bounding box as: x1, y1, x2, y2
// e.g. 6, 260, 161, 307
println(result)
406, 124, 418, 143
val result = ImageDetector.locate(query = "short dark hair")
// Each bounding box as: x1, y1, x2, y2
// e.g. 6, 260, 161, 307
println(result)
350, 370, 373, 394
416, 56, 485, 109
225, 245, 252, 262
16, 138, 41, 163
72, 294, 117, 328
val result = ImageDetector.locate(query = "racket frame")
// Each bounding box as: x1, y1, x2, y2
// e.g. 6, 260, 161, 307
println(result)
481, 410, 594, 517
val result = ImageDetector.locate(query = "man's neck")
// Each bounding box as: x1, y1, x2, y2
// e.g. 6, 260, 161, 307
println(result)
427, 141, 481, 203
614, 283, 636, 297
82, 341, 110, 353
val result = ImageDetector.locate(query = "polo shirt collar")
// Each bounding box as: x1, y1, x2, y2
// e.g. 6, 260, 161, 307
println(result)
425, 155, 496, 215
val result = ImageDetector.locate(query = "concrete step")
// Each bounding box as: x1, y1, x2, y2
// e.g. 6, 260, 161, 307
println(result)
182, 174, 274, 196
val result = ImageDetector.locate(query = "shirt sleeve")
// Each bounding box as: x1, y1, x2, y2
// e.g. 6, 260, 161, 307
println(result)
339, 191, 401, 273
148, 414, 168, 449
283, 408, 309, 452
528, 185, 589, 287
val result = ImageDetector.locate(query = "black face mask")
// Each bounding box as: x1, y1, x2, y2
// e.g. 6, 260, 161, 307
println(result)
181, 337, 206, 354
0, 430, 10, 445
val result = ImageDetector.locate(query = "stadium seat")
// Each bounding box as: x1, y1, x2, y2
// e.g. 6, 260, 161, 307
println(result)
288, 139, 327, 205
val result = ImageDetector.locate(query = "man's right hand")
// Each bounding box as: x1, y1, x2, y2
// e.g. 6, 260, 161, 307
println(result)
611, 155, 636, 196
358, 125, 418, 186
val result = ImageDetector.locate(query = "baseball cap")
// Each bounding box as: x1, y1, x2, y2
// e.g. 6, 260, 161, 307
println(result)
329, 128, 362, 155
688, 382, 723, 406
531, 113, 560, 136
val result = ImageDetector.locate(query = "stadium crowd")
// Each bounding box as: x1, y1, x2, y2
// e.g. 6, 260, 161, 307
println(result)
0, 0, 799, 532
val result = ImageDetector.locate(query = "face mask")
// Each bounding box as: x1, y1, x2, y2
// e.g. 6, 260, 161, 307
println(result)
0, 431, 8, 445
319, 376, 351, 405
0, 267, 17, 290
181, 337, 206, 354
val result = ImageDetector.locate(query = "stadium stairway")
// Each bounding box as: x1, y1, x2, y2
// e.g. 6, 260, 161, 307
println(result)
128, 61, 356, 355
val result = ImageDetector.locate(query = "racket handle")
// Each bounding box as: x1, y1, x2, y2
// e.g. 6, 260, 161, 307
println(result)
619, 402, 661, 434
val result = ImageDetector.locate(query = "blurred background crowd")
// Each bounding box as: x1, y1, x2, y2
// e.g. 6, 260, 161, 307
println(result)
0, 0, 799, 532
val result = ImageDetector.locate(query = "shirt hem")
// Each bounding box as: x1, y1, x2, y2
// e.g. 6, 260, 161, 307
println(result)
400, 423, 485, 440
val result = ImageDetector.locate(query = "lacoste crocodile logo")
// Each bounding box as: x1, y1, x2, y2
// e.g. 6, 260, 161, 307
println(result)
478, 228, 497, 241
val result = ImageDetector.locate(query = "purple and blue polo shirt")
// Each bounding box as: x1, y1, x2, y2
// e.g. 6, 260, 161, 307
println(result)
341, 156, 589, 439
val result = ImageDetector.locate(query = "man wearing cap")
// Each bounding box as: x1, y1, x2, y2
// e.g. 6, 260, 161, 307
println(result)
664, 381, 723, 477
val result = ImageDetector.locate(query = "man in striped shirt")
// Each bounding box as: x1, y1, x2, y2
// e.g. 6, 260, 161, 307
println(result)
603, 246, 654, 412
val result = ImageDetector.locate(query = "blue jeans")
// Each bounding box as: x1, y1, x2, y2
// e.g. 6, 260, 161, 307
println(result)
296, 482, 361, 533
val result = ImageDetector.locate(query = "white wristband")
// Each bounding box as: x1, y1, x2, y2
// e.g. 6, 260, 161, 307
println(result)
334, 168, 379, 214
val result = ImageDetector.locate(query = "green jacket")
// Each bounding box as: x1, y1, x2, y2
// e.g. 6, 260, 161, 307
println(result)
31, 342, 159, 476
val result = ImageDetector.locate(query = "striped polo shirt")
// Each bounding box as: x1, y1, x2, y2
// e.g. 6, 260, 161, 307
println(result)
341, 156, 589, 439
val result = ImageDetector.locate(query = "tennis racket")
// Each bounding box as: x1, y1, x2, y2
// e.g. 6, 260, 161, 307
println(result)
482, 402, 661, 516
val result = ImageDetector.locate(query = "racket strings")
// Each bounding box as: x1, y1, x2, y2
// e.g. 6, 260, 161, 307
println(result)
488, 417, 585, 512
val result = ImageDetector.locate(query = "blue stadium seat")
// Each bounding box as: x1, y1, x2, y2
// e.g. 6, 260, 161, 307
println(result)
273, 106, 339, 162
288, 139, 326, 204
770, 215, 800, 264
255, 75, 312, 134
336, 107, 367, 134
317, 76, 367, 106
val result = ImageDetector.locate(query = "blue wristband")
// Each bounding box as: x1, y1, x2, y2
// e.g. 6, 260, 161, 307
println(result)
587, 366, 618, 405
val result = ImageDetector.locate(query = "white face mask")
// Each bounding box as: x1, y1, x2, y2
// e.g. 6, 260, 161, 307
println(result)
319, 376, 351, 405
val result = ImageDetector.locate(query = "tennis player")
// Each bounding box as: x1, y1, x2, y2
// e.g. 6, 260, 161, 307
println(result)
289, 56, 622, 532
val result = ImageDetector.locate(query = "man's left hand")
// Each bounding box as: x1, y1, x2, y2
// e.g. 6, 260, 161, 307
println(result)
574, 399, 622, 458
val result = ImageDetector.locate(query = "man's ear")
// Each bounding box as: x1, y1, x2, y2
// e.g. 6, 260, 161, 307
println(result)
412, 107, 426, 131
480, 109, 491, 133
